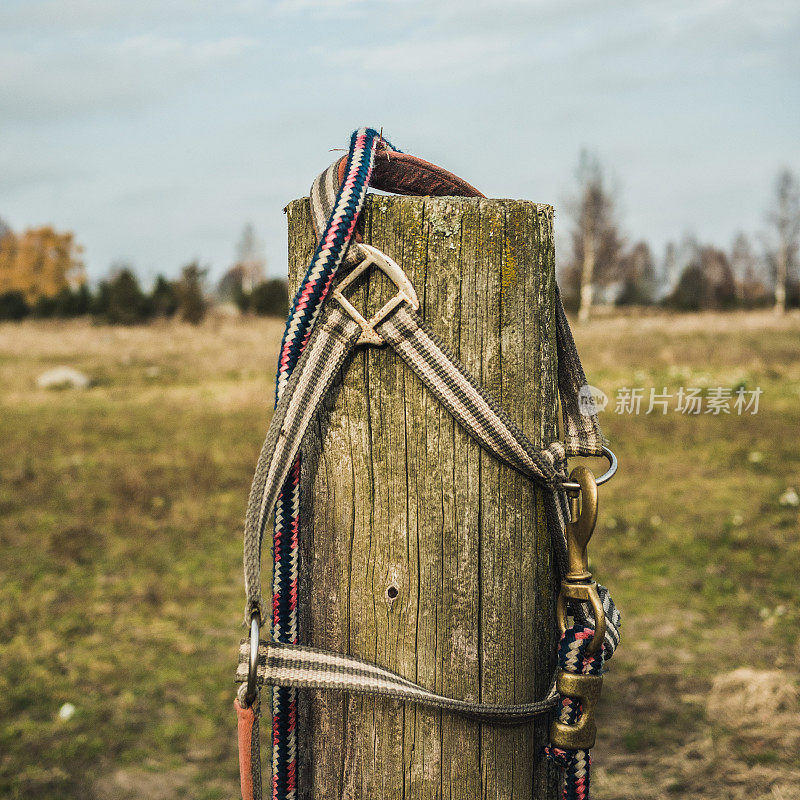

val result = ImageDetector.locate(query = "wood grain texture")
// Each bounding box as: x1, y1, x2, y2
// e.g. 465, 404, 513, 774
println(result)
286, 195, 559, 800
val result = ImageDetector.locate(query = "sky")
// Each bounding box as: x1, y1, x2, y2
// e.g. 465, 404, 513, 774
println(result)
0, 0, 798, 284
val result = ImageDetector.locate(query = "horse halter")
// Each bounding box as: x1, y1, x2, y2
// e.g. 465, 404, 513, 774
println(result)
234, 127, 621, 800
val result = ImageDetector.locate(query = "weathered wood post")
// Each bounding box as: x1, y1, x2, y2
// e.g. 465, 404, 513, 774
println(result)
286, 194, 559, 800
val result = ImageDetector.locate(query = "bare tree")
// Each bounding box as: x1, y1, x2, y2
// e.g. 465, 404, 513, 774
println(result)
235, 222, 266, 294
660, 241, 678, 299
730, 232, 768, 307
566, 151, 624, 322
730, 232, 753, 304
767, 169, 800, 314
617, 241, 656, 305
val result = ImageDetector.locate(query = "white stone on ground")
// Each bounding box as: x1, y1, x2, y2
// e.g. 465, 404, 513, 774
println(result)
36, 366, 91, 390
779, 487, 799, 507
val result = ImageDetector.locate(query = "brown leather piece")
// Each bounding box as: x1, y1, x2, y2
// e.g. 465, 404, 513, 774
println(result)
336, 144, 485, 199
335, 140, 486, 244
235, 699, 256, 800
371, 145, 485, 198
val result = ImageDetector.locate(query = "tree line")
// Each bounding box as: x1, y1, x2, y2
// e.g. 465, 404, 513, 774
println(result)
2, 164, 797, 325
561, 156, 800, 319
0, 222, 288, 324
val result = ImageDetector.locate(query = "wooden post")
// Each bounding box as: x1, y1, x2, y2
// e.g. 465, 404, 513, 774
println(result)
286, 195, 559, 800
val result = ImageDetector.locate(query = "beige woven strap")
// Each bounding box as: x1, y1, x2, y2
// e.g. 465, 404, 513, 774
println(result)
376, 305, 569, 483
242, 305, 362, 617
237, 640, 559, 724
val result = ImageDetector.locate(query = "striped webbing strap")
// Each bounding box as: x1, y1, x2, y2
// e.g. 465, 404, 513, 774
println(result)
239, 296, 621, 654
237, 128, 618, 800
238, 641, 559, 723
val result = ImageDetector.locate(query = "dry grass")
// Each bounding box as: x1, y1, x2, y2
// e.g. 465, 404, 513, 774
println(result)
1, 310, 799, 799
573, 309, 800, 800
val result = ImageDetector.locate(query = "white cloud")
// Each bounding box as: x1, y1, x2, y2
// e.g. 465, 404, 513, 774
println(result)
330, 33, 516, 76
0, 0, 256, 34
0, 0, 797, 281
117, 33, 255, 60
0, 34, 256, 124
321, 0, 799, 85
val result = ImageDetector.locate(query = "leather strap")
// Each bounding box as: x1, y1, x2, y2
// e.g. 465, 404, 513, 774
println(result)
336, 141, 484, 199
235, 699, 261, 800
373, 141, 485, 197
333, 140, 485, 245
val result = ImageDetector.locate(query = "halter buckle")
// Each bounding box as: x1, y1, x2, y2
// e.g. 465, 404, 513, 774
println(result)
332, 243, 419, 345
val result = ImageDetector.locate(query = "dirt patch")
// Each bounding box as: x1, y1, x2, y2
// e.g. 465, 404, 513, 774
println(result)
93, 765, 197, 800
707, 668, 800, 748
709, 668, 797, 719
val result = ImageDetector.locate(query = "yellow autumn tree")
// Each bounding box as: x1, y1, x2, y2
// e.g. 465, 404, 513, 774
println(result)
0, 225, 85, 302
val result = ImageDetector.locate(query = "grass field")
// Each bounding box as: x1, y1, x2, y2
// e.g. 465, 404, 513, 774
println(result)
1, 311, 799, 799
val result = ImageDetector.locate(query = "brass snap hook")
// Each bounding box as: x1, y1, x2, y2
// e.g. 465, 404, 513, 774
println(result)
556, 466, 606, 654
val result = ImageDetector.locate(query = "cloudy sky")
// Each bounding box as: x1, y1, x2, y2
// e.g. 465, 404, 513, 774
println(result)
1, 0, 798, 283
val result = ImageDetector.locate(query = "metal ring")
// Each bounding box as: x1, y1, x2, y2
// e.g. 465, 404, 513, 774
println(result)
244, 611, 260, 706
558, 445, 617, 493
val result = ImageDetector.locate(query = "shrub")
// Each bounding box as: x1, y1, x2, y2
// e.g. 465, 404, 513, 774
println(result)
248, 279, 289, 317
52, 285, 91, 317
0, 291, 29, 321
103, 269, 151, 324
666, 264, 704, 311
32, 294, 58, 318
175, 262, 207, 324
150, 276, 178, 318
